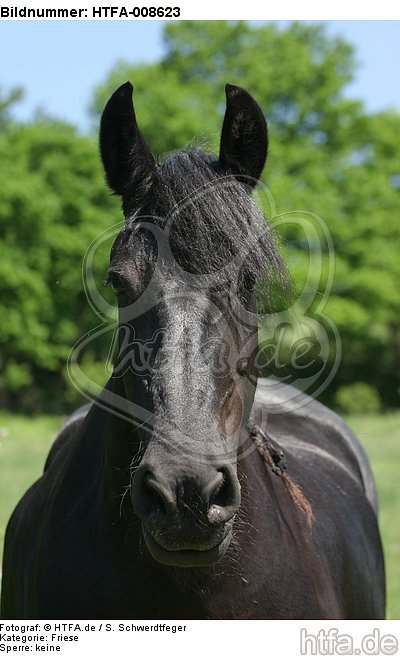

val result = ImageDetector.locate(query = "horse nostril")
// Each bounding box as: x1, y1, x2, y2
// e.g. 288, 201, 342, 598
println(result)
133, 469, 175, 522
209, 470, 227, 505
207, 467, 240, 525
143, 473, 167, 518
133, 464, 240, 528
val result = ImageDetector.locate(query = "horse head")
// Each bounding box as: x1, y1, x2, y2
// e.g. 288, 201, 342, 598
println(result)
99, 82, 286, 567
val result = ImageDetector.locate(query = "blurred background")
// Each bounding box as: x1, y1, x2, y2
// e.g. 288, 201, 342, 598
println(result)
0, 20, 399, 616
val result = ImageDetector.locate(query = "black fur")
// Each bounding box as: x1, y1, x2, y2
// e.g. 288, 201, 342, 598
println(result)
1, 83, 385, 619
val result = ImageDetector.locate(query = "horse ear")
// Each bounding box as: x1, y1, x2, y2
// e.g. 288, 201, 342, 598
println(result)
99, 82, 156, 209
219, 84, 268, 187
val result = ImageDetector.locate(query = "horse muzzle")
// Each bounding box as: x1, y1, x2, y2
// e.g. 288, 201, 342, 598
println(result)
132, 460, 240, 567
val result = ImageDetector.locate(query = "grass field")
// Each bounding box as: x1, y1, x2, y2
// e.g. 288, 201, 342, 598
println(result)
0, 410, 399, 618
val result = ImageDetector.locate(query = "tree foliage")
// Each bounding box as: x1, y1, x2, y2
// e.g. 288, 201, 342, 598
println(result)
0, 85, 24, 131
0, 118, 120, 411
1, 21, 399, 411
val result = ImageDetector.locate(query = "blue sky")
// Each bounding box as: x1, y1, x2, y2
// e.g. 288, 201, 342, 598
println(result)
1, 20, 399, 131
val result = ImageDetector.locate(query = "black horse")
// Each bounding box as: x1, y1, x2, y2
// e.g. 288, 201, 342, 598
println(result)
1, 83, 385, 619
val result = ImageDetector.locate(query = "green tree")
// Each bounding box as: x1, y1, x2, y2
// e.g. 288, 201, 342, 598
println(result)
0, 118, 120, 411
91, 22, 400, 407
1, 21, 399, 411
0, 85, 23, 131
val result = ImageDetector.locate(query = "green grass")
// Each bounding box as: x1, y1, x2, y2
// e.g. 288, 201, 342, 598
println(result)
346, 413, 400, 619
0, 410, 399, 617
0, 413, 63, 563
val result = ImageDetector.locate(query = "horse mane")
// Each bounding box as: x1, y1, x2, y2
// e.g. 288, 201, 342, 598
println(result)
128, 147, 290, 306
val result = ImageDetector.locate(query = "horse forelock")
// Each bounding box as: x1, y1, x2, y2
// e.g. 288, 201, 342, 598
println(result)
125, 147, 290, 305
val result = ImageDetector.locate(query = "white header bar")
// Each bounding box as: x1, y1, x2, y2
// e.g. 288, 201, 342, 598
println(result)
1, 0, 400, 20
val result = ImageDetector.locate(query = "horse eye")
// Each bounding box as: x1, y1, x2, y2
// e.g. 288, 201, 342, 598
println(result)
104, 273, 126, 296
